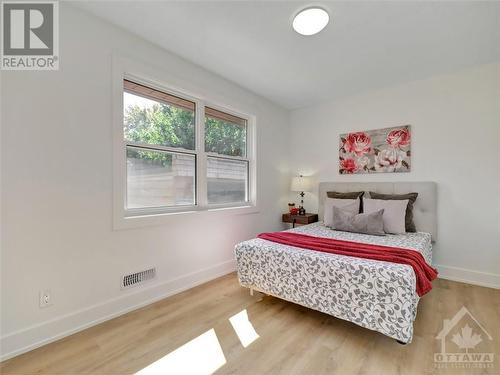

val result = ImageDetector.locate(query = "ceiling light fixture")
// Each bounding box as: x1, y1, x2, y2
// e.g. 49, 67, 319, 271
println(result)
292, 7, 329, 36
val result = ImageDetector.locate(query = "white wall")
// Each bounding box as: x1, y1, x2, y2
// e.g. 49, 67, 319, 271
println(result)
289, 63, 500, 287
0, 4, 289, 359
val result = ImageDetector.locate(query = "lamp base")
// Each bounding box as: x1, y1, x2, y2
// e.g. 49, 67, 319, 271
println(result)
298, 206, 306, 215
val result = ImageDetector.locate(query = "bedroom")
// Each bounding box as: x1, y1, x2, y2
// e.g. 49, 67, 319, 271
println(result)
0, 1, 499, 374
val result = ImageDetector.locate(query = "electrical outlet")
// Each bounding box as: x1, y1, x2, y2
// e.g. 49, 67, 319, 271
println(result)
39, 289, 52, 308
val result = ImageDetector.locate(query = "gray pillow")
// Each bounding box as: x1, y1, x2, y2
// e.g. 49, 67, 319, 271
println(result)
326, 191, 364, 199
323, 198, 359, 228
332, 207, 385, 236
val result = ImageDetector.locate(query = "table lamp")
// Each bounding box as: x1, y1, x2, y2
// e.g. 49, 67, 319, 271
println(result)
290, 175, 312, 215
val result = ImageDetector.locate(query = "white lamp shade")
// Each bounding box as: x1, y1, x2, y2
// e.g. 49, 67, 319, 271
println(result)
290, 176, 312, 192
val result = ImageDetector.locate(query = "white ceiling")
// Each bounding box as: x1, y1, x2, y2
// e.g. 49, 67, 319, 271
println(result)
74, 1, 500, 109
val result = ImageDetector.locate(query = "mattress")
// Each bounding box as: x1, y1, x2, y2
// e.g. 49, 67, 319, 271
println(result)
234, 222, 433, 343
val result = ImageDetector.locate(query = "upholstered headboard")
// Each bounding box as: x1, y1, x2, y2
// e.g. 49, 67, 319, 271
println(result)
318, 182, 437, 241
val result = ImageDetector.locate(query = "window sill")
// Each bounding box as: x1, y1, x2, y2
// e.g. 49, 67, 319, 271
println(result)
114, 204, 259, 230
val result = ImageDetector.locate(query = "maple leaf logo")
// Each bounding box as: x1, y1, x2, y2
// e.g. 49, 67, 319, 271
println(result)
451, 324, 482, 353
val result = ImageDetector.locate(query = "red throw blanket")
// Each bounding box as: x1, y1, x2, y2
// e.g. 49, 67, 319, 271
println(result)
257, 232, 438, 297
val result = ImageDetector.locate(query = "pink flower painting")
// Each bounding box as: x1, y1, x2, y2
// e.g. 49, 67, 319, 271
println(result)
339, 125, 411, 174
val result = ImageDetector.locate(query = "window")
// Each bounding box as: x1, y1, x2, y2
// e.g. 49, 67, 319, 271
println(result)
120, 78, 254, 217
123, 80, 196, 209
205, 107, 249, 205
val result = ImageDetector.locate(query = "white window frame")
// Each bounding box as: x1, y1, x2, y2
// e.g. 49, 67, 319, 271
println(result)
112, 57, 257, 229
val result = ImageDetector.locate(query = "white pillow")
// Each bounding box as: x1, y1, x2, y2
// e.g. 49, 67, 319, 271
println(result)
363, 198, 409, 234
324, 198, 359, 228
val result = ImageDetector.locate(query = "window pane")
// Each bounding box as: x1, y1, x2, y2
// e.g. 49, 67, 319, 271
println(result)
126, 146, 195, 209
205, 107, 247, 157
123, 81, 195, 150
207, 157, 248, 204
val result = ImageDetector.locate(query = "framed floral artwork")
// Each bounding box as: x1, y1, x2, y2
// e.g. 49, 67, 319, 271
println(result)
339, 125, 411, 174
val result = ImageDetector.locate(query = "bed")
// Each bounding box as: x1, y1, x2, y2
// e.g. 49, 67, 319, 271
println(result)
234, 182, 437, 343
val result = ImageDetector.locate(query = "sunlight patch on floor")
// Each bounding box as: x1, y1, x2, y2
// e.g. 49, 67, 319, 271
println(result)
229, 309, 260, 348
135, 329, 226, 375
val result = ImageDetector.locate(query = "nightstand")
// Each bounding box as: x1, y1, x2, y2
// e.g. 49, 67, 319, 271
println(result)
282, 213, 318, 228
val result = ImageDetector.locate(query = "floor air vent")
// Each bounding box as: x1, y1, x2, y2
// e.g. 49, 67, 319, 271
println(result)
122, 267, 156, 289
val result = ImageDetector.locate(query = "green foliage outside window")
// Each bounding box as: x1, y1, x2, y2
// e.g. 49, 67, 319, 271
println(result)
125, 103, 195, 150
205, 116, 246, 157
124, 102, 246, 165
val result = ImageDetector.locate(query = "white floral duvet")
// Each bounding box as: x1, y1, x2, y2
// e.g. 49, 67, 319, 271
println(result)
234, 222, 433, 343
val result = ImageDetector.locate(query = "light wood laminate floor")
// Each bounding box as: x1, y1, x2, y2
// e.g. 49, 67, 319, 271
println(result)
1, 273, 499, 375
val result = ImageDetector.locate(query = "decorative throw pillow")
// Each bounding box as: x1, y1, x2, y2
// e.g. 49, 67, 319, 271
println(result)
369, 192, 419, 232
332, 207, 385, 236
323, 198, 359, 228
363, 198, 409, 234
326, 191, 364, 212
326, 191, 364, 199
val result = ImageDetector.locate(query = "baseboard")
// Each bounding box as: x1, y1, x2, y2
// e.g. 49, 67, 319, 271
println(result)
0, 259, 236, 362
436, 264, 500, 290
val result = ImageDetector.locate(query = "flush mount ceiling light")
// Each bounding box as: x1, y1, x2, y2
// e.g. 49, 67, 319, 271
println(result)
292, 7, 329, 36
